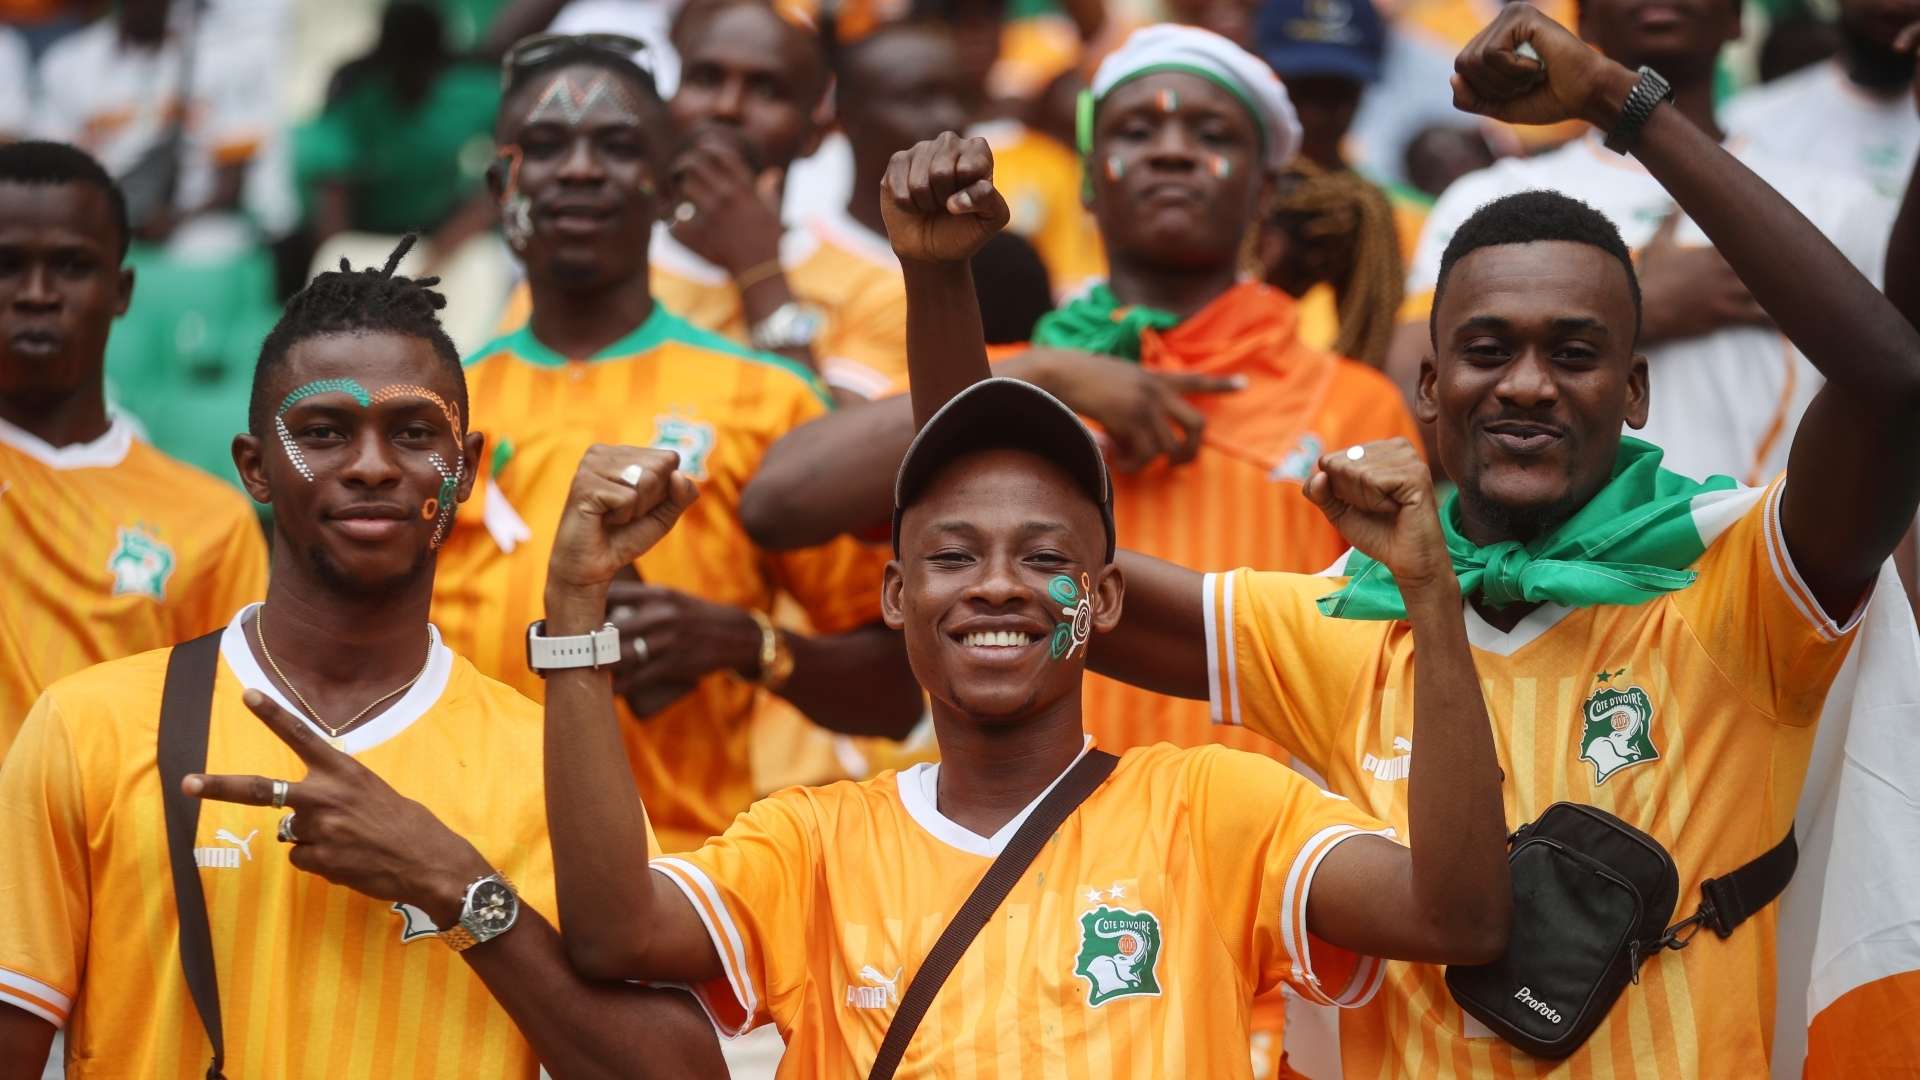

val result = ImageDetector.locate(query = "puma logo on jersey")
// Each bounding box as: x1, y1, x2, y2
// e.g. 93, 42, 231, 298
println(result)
846, 965, 901, 1009
1512, 985, 1563, 1024
194, 828, 257, 869
1360, 737, 1412, 782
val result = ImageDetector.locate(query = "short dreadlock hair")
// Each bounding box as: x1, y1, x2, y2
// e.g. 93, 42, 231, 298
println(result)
248, 235, 465, 437
0, 141, 130, 257
1431, 190, 1641, 347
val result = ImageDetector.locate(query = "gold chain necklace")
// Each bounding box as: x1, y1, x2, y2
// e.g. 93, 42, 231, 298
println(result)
254, 610, 431, 741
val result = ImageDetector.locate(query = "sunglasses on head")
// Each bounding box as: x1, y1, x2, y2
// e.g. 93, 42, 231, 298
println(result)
501, 32, 652, 84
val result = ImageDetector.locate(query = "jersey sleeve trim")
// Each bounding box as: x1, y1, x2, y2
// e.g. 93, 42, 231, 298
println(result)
1201, 571, 1242, 727
650, 859, 759, 1037
1761, 477, 1868, 642
821, 356, 895, 400
1279, 825, 1396, 1008
0, 967, 70, 1027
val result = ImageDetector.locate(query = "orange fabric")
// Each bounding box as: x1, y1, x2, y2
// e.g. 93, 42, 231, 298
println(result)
1805, 970, 1920, 1076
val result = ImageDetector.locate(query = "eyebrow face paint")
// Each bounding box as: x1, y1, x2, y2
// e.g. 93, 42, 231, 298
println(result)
272, 381, 466, 512
1047, 573, 1095, 661
369, 383, 463, 436
527, 72, 642, 128
275, 379, 372, 482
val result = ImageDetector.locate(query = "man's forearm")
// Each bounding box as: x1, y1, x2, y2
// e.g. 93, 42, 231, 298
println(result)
1403, 580, 1509, 958
1888, 147, 1920, 331
740, 394, 915, 549
903, 259, 993, 425
544, 587, 661, 977
779, 623, 923, 738
463, 908, 726, 1079
1632, 98, 1920, 403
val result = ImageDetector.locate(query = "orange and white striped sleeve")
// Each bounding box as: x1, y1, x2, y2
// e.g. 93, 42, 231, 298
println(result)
1182, 746, 1398, 1008
0, 694, 90, 1029
1674, 476, 1869, 724
651, 791, 817, 1038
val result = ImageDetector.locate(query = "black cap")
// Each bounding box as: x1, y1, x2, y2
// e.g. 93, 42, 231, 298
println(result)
892, 378, 1116, 562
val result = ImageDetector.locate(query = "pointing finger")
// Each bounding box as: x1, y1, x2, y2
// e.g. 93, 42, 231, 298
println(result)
183, 772, 303, 807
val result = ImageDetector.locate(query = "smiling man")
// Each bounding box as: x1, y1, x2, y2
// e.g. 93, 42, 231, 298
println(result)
434, 34, 921, 856
0, 240, 726, 1077
0, 141, 264, 754
525, 134, 1513, 1077
1089, 7, 1920, 1076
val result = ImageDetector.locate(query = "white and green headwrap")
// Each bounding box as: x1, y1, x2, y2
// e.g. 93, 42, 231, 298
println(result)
1077, 23, 1302, 171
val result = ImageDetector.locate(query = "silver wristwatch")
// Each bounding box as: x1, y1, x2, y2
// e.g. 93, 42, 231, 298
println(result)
749, 301, 827, 352
526, 619, 620, 676
442, 872, 520, 952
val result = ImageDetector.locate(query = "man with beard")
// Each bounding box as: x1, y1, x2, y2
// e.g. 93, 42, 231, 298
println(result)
0, 239, 727, 1077
435, 35, 921, 859
1723, 0, 1920, 201
1091, 6, 1920, 1075
0, 141, 264, 753
1383, 0, 1890, 488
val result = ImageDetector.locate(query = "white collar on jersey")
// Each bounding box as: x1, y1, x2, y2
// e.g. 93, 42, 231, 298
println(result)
0, 412, 133, 470
647, 220, 822, 287
1320, 548, 1576, 656
219, 602, 454, 755
898, 734, 1096, 857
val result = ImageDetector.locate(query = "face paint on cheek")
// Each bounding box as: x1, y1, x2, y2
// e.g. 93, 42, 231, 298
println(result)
1046, 573, 1095, 661
1208, 155, 1231, 180
1105, 155, 1126, 182
425, 451, 461, 549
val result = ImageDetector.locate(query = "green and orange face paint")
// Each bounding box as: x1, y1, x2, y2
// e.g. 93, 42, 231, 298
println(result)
274, 378, 466, 548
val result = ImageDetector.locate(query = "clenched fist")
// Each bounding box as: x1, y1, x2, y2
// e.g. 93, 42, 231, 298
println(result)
1451, 5, 1639, 130
880, 131, 1011, 264
1304, 439, 1453, 593
545, 445, 699, 600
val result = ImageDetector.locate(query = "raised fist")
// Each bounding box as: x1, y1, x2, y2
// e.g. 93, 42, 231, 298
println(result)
880, 131, 1011, 264
546, 445, 699, 596
1452, 5, 1637, 130
1304, 439, 1452, 592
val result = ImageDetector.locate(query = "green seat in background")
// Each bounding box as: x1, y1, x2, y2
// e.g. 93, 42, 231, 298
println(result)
105, 244, 280, 494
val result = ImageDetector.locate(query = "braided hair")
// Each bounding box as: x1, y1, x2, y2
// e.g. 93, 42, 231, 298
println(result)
1259, 162, 1404, 367
247, 235, 464, 437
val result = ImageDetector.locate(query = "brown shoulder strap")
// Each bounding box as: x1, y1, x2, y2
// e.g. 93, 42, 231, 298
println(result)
867, 749, 1119, 1080
157, 631, 227, 1080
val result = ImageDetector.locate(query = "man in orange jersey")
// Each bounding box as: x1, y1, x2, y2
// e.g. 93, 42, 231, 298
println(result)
0, 241, 727, 1078
528, 131, 1513, 1075
1089, 8, 1920, 1076
438, 35, 921, 854
741, 25, 1420, 761
0, 141, 265, 755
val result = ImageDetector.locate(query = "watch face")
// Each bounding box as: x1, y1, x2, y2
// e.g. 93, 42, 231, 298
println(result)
468, 880, 517, 934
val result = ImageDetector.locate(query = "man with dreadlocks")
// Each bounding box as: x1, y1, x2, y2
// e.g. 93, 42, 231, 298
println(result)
0, 236, 728, 1078
744, 25, 1420, 758
0, 141, 266, 756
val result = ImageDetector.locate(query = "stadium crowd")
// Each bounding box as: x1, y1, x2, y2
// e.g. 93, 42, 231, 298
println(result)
3, 0, 1920, 1077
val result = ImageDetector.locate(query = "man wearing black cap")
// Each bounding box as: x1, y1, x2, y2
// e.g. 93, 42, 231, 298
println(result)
526, 131, 1512, 1074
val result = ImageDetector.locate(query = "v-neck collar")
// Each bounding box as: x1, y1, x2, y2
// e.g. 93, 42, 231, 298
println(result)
897, 735, 1096, 857
219, 603, 453, 755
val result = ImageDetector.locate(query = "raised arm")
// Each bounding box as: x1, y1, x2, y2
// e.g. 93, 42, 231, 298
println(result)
1457, 4, 1920, 619
1298, 440, 1511, 963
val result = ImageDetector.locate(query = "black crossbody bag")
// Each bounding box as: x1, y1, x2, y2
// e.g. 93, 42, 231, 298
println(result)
1445, 801, 1797, 1059
157, 631, 228, 1080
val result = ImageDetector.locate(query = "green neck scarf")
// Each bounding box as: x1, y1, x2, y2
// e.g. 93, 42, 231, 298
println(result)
1318, 438, 1737, 620
1030, 283, 1179, 361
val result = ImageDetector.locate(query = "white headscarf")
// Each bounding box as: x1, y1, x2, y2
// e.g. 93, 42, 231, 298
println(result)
1083, 23, 1302, 171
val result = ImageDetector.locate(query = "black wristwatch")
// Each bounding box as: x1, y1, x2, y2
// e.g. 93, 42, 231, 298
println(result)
1603, 66, 1674, 155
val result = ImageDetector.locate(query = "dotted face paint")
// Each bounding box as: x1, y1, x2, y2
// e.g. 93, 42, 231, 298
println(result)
1047, 573, 1095, 661
425, 451, 461, 548
275, 379, 372, 482
276, 381, 466, 549
527, 72, 642, 128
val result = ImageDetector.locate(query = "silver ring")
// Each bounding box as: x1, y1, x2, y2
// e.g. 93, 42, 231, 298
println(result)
1346, 444, 1366, 461
631, 636, 650, 664
620, 463, 645, 487
270, 778, 290, 808
277, 812, 298, 844
673, 201, 697, 224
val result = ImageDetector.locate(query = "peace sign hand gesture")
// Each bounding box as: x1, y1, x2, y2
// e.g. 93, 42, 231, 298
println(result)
183, 690, 493, 929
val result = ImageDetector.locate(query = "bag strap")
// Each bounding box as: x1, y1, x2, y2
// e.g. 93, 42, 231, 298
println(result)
866, 749, 1119, 1080
157, 631, 227, 1080
1643, 827, 1797, 968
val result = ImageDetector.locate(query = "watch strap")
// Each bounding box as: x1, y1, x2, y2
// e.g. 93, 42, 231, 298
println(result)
526, 620, 621, 675
441, 925, 480, 952
1602, 66, 1673, 155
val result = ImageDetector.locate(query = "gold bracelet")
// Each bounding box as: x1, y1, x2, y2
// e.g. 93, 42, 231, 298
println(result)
748, 609, 796, 690
734, 258, 785, 292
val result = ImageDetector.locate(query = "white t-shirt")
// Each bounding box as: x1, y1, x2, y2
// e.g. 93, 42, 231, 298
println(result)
1722, 60, 1920, 201
33, 19, 273, 214
1406, 133, 1892, 486
0, 29, 29, 138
